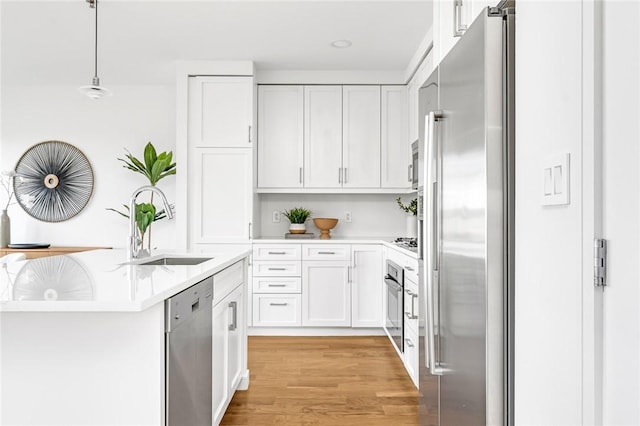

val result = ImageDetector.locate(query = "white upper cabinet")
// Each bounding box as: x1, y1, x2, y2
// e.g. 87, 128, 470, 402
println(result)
304, 85, 343, 188
257, 86, 304, 188
191, 148, 252, 244
189, 76, 253, 147
434, 0, 495, 64
257, 84, 409, 192
342, 86, 381, 188
381, 86, 410, 189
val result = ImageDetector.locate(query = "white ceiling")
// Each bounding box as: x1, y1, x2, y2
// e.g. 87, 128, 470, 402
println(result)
1, 0, 432, 85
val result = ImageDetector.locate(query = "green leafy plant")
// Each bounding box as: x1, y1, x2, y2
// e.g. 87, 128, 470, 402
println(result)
283, 207, 312, 224
106, 203, 170, 247
118, 142, 176, 186
396, 197, 418, 216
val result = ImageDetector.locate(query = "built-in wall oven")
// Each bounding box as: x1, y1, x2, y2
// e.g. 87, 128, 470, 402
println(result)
384, 259, 404, 354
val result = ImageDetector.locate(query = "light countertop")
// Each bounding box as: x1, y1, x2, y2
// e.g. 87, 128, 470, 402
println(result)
0, 248, 250, 313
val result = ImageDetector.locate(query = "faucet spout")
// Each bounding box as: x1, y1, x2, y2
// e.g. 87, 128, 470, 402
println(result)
128, 185, 174, 260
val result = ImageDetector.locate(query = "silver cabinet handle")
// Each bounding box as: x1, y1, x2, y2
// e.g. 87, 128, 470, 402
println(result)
318, 251, 336, 255
408, 164, 413, 182
248, 222, 252, 239
248, 125, 252, 143
228, 301, 237, 331
454, 0, 467, 37
405, 338, 414, 348
268, 251, 286, 255
344, 167, 348, 184
268, 284, 287, 287
405, 266, 415, 271
299, 167, 303, 184
268, 267, 286, 271
338, 168, 342, 184
269, 302, 288, 306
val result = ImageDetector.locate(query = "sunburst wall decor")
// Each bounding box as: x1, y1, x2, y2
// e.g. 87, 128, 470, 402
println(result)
14, 141, 94, 222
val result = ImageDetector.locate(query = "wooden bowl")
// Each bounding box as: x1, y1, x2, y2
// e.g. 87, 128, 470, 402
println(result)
312, 218, 339, 239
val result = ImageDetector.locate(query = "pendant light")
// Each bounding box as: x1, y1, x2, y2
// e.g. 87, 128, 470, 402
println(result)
78, 0, 112, 99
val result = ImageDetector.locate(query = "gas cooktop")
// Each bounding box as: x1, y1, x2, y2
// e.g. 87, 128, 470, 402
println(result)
391, 237, 418, 252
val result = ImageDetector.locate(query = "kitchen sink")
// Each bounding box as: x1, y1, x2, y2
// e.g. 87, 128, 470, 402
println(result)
139, 257, 213, 266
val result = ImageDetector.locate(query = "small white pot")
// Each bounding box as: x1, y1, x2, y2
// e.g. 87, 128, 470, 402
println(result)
289, 223, 306, 234
405, 215, 417, 238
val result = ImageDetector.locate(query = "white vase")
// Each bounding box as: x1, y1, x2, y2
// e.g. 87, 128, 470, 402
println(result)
289, 223, 306, 234
405, 214, 417, 238
0, 210, 10, 248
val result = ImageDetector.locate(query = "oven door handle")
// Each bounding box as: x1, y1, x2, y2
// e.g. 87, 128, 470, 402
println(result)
384, 276, 402, 291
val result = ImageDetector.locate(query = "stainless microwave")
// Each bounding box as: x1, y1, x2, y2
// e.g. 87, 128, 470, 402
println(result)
411, 140, 419, 189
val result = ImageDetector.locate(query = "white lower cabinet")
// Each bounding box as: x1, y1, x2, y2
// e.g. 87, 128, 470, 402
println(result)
302, 259, 351, 327
251, 243, 385, 331
403, 325, 419, 388
212, 262, 247, 426
351, 244, 383, 327
253, 294, 302, 326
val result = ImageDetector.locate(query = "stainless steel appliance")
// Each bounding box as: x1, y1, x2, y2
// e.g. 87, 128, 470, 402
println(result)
384, 259, 404, 354
165, 277, 213, 426
419, 7, 515, 426
391, 237, 418, 253
411, 140, 419, 189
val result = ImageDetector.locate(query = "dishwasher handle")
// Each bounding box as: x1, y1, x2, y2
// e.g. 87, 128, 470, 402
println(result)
166, 277, 213, 333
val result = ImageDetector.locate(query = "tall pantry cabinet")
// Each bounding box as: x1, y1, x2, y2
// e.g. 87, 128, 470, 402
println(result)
187, 75, 256, 246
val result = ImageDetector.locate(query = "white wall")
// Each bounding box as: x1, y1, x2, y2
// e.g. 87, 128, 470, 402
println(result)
0, 84, 178, 249
602, 1, 640, 424
258, 193, 410, 238
515, 1, 585, 424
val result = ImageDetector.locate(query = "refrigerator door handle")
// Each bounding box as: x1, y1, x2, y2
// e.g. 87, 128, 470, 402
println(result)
426, 110, 445, 376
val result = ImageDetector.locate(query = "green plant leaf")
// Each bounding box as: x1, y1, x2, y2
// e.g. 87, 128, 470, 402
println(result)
143, 142, 157, 174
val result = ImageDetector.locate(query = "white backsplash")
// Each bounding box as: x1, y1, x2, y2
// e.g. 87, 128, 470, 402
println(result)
258, 193, 414, 238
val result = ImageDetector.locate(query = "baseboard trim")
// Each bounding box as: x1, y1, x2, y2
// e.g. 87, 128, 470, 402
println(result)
247, 327, 386, 336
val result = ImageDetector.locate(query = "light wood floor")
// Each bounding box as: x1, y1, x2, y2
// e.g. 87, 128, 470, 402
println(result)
221, 336, 420, 425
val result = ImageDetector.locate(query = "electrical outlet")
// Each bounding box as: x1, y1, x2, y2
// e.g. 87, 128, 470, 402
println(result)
272, 211, 281, 223
345, 211, 352, 223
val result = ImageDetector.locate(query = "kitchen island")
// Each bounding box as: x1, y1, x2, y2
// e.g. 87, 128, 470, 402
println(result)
0, 248, 250, 426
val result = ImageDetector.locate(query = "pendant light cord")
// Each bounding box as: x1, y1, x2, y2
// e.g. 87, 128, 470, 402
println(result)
94, 0, 98, 80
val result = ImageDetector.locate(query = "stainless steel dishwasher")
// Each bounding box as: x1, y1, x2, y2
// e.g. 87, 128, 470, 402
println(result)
165, 276, 213, 426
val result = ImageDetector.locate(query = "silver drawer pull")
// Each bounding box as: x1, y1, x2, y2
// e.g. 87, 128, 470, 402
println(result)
317, 251, 336, 255
268, 267, 286, 271
268, 251, 286, 255
269, 302, 288, 306
405, 266, 415, 271
405, 338, 414, 348
405, 289, 415, 296
268, 284, 287, 287
405, 312, 415, 319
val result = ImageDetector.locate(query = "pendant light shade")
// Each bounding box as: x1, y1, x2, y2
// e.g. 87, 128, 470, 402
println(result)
78, 0, 112, 99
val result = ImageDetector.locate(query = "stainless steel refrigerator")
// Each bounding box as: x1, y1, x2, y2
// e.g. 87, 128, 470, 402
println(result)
418, 7, 515, 426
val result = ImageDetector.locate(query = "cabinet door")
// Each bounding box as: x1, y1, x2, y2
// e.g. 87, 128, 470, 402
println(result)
192, 148, 252, 244
351, 245, 383, 327
212, 300, 229, 424
342, 86, 381, 188
304, 86, 343, 188
227, 285, 244, 393
257, 86, 304, 188
381, 86, 410, 189
302, 260, 351, 326
189, 76, 253, 147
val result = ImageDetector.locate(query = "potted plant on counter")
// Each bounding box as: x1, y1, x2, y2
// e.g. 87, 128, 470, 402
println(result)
283, 207, 312, 234
396, 197, 418, 238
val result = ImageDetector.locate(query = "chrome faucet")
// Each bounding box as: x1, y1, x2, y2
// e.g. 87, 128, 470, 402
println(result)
128, 185, 174, 260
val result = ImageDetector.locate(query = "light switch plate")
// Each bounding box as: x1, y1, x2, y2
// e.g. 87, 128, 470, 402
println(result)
272, 211, 281, 222
541, 153, 570, 206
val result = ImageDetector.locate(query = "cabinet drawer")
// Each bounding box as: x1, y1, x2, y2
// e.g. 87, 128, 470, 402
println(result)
404, 258, 419, 284
253, 244, 301, 261
403, 326, 419, 388
253, 277, 301, 294
252, 294, 301, 326
302, 244, 350, 261
213, 259, 245, 305
403, 282, 419, 334
252, 260, 301, 276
